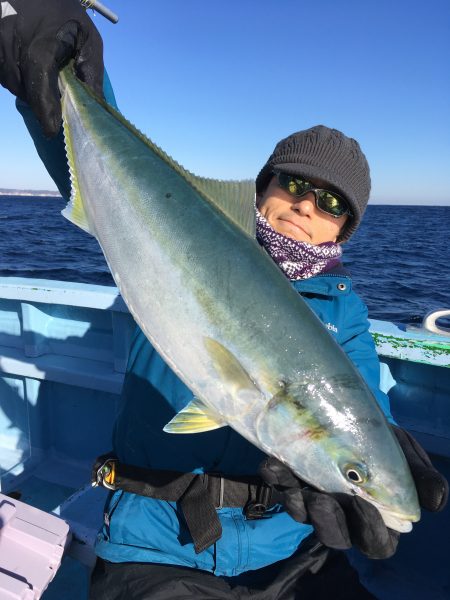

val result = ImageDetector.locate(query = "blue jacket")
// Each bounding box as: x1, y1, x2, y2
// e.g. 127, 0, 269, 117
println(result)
17, 88, 393, 577
94, 268, 394, 575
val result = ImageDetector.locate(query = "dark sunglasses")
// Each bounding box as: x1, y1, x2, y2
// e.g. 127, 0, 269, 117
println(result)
274, 171, 353, 219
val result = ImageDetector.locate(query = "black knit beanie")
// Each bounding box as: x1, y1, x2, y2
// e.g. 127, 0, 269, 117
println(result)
255, 125, 371, 242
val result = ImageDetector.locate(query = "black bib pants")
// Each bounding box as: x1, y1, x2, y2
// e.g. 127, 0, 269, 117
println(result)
89, 536, 376, 600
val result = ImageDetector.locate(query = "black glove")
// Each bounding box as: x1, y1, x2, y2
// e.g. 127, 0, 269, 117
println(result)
392, 426, 448, 512
259, 427, 448, 560
0, 0, 104, 136
260, 456, 399, 559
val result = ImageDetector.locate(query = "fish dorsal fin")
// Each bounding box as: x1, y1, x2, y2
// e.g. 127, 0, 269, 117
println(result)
163, 397, 227, 434
58, 63, 256, 238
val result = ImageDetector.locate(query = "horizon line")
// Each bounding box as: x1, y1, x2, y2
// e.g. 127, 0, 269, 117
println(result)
0, 188, 449, 207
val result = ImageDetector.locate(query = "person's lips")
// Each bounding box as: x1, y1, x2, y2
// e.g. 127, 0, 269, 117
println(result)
279, 217, 310, 238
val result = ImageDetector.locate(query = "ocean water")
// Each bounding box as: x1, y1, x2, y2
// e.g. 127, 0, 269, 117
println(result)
0, 195, 448, 324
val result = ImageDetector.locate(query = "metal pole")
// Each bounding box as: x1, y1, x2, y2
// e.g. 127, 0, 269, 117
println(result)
80, 0, 119, 24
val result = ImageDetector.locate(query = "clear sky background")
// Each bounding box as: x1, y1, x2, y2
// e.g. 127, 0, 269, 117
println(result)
0, 0, 449, 204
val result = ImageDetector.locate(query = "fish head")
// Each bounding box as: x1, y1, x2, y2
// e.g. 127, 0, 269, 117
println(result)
335, 428, 421, 532
256, 377, 421, 533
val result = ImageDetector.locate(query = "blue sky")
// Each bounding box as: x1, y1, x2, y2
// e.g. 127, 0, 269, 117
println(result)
1, 0, 449, 204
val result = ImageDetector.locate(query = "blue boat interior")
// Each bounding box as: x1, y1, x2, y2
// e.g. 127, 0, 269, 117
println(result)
0, 277, 449, 599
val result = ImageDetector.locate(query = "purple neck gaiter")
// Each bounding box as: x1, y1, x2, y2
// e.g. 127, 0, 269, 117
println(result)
255, 207, 342, 280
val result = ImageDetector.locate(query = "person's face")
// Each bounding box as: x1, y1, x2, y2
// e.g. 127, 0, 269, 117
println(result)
257, 175, 348, 245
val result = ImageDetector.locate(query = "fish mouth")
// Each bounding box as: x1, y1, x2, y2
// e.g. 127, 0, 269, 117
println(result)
376, 509, 415, 533
352, 488, 420, 533
366, 500, 420, 533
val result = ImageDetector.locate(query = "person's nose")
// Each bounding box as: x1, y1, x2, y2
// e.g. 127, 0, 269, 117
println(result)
292, 192, 316, 216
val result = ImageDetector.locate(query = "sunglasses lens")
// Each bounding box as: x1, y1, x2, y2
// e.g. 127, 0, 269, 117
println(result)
278, 173, 310, 196
317, 192, 348, 217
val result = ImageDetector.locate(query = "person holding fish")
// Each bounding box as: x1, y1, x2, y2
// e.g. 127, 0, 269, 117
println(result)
0, 1, 448, 599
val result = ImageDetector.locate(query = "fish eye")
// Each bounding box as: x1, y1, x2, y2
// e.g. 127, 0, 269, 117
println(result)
342, 463, 368, 485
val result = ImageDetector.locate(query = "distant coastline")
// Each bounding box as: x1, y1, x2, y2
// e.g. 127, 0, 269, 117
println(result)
0, 188, 61, 198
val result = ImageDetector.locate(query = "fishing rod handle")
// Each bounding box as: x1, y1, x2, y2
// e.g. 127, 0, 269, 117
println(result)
80, 0, 119, 24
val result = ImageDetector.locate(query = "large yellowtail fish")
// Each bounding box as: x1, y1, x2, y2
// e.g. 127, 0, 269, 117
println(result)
58, 64, 420, 532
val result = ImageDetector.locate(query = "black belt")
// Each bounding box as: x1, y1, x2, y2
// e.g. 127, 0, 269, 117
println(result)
92, 454, 283, 554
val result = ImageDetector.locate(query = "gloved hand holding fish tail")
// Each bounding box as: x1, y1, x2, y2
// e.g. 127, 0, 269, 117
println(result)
0, 0, 103, 136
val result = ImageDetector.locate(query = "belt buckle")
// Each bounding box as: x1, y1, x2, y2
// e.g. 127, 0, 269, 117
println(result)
244, 484, 272, 520
92, 457, 118, 490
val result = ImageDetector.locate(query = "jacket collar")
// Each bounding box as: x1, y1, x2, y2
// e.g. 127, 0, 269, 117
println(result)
291, 262, 352, 297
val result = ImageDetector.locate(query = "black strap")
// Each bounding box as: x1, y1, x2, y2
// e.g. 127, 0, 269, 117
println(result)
180, 476, 223, 553
92, 454, 280, 554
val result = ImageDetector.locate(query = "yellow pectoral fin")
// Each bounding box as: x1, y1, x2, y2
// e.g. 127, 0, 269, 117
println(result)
163, 397, 227, 434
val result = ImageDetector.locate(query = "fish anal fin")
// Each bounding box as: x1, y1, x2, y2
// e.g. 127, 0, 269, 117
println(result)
60, 93, 95, 236
190, 177, 256, 237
